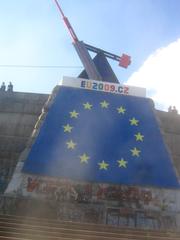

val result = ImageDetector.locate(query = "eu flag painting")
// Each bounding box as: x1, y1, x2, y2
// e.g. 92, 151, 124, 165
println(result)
22, 86, 179, 188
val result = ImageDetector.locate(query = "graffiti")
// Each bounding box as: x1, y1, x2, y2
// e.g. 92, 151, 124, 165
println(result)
19, 175, 180, 230
75, 184, 92, 203
57, 203, 103, 223
25, 177, 152, 206
96, 185, 152, 205
26, 177, 78, 201
27, 177, 39, 192
106, 207, 177, 230
0, 193, 177, 230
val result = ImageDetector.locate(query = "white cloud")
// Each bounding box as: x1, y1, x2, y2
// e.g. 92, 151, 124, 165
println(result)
126, 39, 180, 112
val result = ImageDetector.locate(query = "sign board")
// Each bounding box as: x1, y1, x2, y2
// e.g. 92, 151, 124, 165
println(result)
22, 86, 179, 188
60, 76, 146, 97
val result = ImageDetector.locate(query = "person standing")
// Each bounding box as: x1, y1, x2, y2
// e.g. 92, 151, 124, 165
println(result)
0, 82, 6, 91
7, 82, 13, 92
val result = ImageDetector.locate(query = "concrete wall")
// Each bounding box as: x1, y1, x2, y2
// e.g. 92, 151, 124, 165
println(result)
0, 90, 180, 230
0, 89, 180, 229
0, 91, 180, 190
0, 91, 48, 192
156, 110, 180, 177
0, 91, 180, 192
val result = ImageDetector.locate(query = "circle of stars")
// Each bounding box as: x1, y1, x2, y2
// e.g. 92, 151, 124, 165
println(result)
62, 99, 144, 172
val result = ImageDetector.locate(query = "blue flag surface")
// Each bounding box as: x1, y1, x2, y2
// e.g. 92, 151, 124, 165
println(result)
23, 86, 179, 188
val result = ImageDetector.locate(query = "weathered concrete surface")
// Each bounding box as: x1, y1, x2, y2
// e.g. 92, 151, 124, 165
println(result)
0, 90, 180, 230
0, 91, 180, 190
0, 91, 48, 192
156, 110, 180, 177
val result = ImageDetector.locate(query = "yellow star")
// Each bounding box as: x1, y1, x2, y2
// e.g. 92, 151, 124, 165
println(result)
100, 100, 109, 108
129, 117, 139, 126
117, 158, 128, 168
79, 153, 90, 164
131, 147, 141, 157
63, 124, 73, 133
134, 132, 144, 141
117, 106, 126, 114
69, 110, 79, 118
98, 160, 109, 170
83, 102, 93, 110
66, 140, 76, 149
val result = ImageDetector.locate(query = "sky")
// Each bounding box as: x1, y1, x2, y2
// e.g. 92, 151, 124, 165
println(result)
0, 0, 180, 112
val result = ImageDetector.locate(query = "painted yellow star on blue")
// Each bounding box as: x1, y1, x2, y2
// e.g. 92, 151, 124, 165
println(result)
79, 153, 90, 164
83, 102, 93, 110
69, 110, 79, 118
117, 158, 128, 168
117, 106, 126, 114
66, 140, 76, 149
134, 132, 144, 141
98, 160, 109, 170
100, 100, 109, 108
63, 124, 73, 133
129, 117, 139, 126
131, 147, 141, 157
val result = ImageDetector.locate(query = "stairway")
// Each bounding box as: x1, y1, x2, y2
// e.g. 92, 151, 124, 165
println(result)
0, 214, 179, 240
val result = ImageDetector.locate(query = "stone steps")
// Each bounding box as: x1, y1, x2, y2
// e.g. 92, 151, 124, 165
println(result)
0, 214, 179, 240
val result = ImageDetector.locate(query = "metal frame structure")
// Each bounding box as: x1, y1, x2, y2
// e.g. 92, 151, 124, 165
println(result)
53, 0, 131, 82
